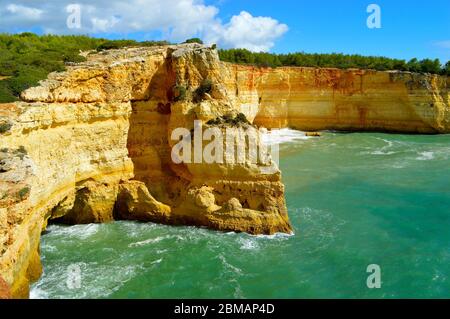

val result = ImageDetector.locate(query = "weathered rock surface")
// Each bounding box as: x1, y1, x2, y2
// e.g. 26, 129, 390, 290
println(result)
0, 275, 11, 299
223, 65, 449, 133
0, 44, 291, 297
0, 43, 448, 298
114, 181, 171, 222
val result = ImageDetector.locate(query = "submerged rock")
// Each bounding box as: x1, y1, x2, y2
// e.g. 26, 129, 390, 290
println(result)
305, 132, 322, 137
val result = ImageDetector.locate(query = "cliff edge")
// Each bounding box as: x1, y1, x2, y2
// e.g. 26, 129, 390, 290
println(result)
0, 44, 291, 298
0, 43, 449, 298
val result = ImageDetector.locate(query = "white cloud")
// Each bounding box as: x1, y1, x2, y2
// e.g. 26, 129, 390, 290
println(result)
205, 11, 288, 52
6, 4, 43, 20
91, 16, 119, 33
0, 0, 288, 52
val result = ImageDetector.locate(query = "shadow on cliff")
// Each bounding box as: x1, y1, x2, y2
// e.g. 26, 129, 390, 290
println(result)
126, 57, 186, 204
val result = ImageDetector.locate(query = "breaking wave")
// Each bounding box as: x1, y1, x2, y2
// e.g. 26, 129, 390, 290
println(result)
262, 128, 316, 145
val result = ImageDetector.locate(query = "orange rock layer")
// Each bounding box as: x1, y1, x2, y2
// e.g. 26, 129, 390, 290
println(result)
223, 65, 449, 133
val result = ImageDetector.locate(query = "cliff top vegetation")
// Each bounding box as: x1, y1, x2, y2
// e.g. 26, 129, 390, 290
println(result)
218, 48, 450, 76
0, 33, 448, 103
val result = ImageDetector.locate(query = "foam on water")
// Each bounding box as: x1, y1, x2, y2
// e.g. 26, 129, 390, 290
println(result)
151, 258, 163, 264
254, 232, 295, 240
45, 223, 100, 240
32, 132, 450, 299
262, 128, 314, 145
128, 235, 169, 247
416, 151, 435, 161
238, 238, 259, 250
29, 287, 49, 299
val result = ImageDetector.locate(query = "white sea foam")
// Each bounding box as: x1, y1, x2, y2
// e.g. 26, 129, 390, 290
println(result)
366, 137, 397, 156
45, 223, 100, 240
128, 234, 184, 247
370, 150, 396, 155
128, 236, 166, 247
31, 262, 143, 299
254, 232, 295, 239
261, 128, 315, 145
375, 137, 394, 148
416, 151, 434, 161
41, 244, 58, 253
391, 162, 406, 169
151, 258, 163, 264
238, 238, 259, 250
224, 230, 295, 240
119, 221, 158, 238
219, 255, 243, 275
29, 287, 49, 299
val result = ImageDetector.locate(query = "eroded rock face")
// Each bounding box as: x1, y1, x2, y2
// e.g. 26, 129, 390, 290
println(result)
223, 65, 450, 133
0, 44, 292, 297
114, 181, 171, 222
0, 43, 449, 298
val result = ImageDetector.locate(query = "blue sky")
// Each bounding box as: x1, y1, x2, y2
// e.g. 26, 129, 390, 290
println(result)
208, 0, 450, 61
0, 0, 449, 62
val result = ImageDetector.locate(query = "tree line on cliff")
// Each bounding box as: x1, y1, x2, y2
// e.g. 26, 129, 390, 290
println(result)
0, 33, 169, 103
0, 33, 448, 103
218, 48, 450, 76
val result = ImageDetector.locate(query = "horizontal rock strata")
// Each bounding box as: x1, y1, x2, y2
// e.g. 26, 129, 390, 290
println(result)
0, 43, 448, 298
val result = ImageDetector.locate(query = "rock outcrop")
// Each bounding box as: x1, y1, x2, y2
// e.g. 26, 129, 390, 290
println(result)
0, 44, 290, 298
0, 43, 449, 298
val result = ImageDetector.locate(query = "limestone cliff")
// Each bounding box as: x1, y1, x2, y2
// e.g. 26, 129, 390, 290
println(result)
223, 65, 449, 133
0, 44, 449, 298
0, 44, 290, 298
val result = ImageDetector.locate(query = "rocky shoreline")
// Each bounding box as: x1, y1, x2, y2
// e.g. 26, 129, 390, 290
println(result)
0, 43, 448, 298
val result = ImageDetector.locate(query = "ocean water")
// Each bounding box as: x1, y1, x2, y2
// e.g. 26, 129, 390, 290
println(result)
31, 131, 450, 299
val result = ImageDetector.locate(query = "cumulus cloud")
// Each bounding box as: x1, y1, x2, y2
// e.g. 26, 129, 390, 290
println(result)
6, 4, 43, 20
0, 0, 288, 51
205, 11, 288, 52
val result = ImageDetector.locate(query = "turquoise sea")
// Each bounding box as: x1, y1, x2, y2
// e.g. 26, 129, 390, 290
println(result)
31, 131, 450, 298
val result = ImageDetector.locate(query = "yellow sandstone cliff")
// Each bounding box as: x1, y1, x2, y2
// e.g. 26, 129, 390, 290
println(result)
0, 44, 448, 298
0, 44, 290, 298
224, 64, 449, 133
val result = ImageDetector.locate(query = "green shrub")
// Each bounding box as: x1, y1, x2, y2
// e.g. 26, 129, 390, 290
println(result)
140, 40, 171, 47
173, 85, 187, 102
206, 113, 250, 127
442, 61, 450, 76
0, 122, 12, 133
96, 40, 138, 51
197, 79, 212, 95
218, 48, 448, 74
96, 39, 171, 51
0, 81, 17, 103
0, 33, 172, 102
15, 146, 27, 159
194, 79, 213, 102
18, 187, 30, 199
184, 38, 203, 44
419, 58, 441, 74
235, 113, 250, 124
